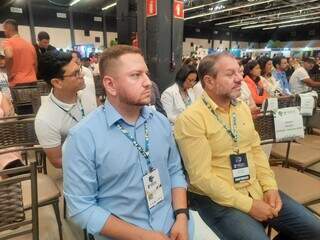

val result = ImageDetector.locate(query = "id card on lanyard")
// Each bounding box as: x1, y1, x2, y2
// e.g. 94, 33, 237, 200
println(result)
116, 121, 164, 209
202, 97, 250, 183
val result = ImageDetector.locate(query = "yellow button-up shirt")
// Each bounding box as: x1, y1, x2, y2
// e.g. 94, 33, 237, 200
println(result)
174, 92, 278, 213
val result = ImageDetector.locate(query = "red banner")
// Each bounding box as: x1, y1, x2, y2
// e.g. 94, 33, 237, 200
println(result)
146, 0, 157, 17
174, 0, 184, 19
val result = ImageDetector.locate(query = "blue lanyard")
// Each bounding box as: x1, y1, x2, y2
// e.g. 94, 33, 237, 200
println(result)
116, 121, 153, 172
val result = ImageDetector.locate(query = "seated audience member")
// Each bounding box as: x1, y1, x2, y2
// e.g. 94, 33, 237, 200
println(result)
2, 19, 37, 87
285, 57, 295, 80
290, 57, 320, 94
174, 52, 320, 240
63, 45, 194, 240
272, 56, 291, 95
161, 64, 197, 124
150, 81, 167, 116
0, 54, 11, 100
89, 52, 100, 77
0, 90, 24, 174
81, 57, 91, 68
34, 31, 56, 79
35, 51, 96, 168
244, 60, 269, 106
258, 56, 282, 97
71, 51, 97, 110
239, 61, 258, 112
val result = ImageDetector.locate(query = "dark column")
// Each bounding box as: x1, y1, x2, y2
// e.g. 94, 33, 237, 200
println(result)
117, 0, 137, 44
137, 0, 184, 92
68, 8, 75, 47
102, 13, 107, 48
26, 0, 36, 44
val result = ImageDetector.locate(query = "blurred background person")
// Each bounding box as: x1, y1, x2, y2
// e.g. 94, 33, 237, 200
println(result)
161, 64, 198, 125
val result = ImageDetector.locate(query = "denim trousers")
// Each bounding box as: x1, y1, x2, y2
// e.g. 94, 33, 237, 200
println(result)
189, 191, 320, 240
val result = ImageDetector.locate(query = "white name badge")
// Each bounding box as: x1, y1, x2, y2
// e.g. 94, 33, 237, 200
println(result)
143, 169, 164, 209
266, 98, 279, 112
274, 107, 304, 142
299, 94, 315, 116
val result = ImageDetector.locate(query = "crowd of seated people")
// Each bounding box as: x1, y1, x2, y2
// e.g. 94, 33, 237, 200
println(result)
1, 17, 320, 240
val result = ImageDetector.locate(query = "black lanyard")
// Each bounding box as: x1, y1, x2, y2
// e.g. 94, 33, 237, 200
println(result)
50, 96, 85, 123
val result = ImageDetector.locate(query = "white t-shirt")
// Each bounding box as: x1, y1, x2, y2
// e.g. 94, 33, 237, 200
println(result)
35, 92, 96, 149
289, 67, 311, 94
78, 66, 97, 110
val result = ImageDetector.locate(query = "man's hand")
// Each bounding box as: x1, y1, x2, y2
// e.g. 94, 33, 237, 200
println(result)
263, 189, 282, 217
170, 214, 188, 240
249, 199, 277, 222
141, 231, 170, 240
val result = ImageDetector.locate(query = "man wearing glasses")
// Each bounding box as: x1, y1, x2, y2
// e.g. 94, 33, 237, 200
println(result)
35, 51, 96, 168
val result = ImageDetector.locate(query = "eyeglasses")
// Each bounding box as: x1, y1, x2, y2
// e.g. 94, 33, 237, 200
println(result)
63, 67, 83, 79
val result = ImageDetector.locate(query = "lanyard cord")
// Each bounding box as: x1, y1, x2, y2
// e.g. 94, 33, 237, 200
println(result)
202, 96, 239, 145
116, 121, 153, 172
50, 96, 85, 123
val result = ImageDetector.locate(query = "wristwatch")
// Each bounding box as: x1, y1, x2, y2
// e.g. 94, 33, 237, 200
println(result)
174, 208, 189, 220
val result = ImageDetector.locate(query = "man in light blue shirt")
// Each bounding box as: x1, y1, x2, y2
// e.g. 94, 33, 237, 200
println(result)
272, 56, 291, 95
63, 45, 194, 240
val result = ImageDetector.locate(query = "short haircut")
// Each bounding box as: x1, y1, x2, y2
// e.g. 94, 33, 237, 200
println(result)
273, 56, 286, 68
3, 19, 18, 31
38, 31, 50, 41
198, 52, 234, 87
38, 50, 72, 86
99, 45, 143, 79
0, 55, 5, 59
244, 60, 259, 77
71, 50, 81, 59
175, 64, 198, 88
258, 56, 271, 76
303, 57, 315, 64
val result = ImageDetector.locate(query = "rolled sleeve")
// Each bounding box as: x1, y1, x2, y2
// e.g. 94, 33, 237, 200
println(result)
63, 127, 109, 235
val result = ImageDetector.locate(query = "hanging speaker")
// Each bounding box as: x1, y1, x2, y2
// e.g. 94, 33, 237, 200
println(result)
48, 0, 72, 7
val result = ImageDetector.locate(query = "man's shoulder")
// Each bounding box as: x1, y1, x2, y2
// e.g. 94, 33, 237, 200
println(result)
69, 106, 105, 136
177, 98, 205, 122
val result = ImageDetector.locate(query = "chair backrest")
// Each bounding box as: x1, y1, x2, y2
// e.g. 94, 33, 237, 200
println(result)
37, 80, 51, 96
253, 113, 275, 144
0, 117, 38, 150
0, 162, 39, 240
93, 75, 105, 97
11, 85, 41, 114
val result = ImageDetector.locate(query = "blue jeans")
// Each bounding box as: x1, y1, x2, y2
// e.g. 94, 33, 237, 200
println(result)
189, 191, 320, 240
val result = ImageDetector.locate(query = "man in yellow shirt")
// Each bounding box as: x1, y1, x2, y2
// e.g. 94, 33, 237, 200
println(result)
175, 52, 320, 240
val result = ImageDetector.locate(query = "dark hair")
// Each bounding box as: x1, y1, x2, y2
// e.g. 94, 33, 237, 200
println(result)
198, 52, 235, 88
175, 64, 198, 88
303, 57, 315, 64
3, 19, 18, 31
0, 55, 5, 59
71, 50, 81, 59
258, 56, 271, 76
37, 31, 50, 41
99, 45, 143, 78
38, 50, 72, 86
244, 60, 259, 77
273, 56, 286, 68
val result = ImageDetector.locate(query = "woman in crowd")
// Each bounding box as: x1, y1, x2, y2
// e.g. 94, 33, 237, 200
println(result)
258, 56, 282, 97
161, 64, 198, 124
244, 60, 269, 106
0, 90, 24, 175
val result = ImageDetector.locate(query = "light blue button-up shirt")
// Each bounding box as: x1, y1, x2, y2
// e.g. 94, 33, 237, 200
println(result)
62, 102, 193, 239
272, 70, 291, 95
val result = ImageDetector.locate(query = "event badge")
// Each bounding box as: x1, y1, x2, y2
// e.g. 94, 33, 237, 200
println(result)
230, 153, 250, 183
143, 168, 164, 209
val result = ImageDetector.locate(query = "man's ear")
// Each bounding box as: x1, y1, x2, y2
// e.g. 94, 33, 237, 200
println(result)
102, 75, 117, 97
203, 74, 214, 91
51, 78, 63, 89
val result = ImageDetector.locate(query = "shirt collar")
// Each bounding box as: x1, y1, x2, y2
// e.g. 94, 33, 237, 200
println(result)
104, 102, 153, 127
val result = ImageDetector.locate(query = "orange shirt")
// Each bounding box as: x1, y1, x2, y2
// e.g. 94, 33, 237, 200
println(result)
244, 75, 269, 105
4, 37, 37, 87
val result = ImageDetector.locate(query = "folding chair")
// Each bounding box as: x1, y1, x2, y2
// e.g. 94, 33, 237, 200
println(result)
11, 85, 41, 114
0, 162, 39, 240
254, 113, 320, 216
0, 116, 63, 240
